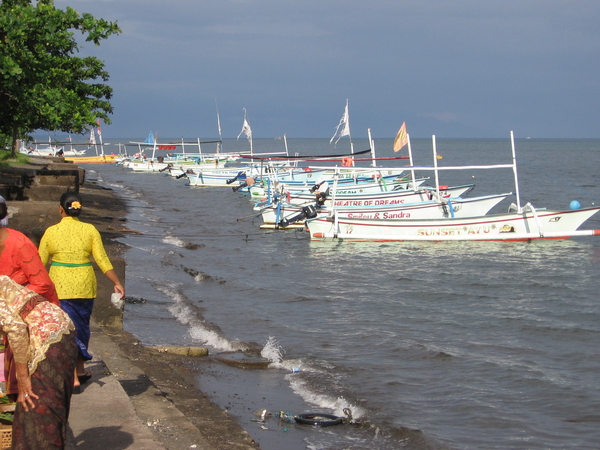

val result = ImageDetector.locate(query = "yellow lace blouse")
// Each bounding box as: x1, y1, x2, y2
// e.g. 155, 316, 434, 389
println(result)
0, 276, 74, 374
38, 217, 114, 299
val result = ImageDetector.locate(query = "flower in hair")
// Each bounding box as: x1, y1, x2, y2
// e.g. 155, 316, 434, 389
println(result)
70, 201, 82, 209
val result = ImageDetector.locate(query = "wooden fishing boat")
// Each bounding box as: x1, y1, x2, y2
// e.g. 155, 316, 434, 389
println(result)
64, 155, 116, 164
306, 204, 600, 241
279, 184, 475, 206
258, 193, 512, 229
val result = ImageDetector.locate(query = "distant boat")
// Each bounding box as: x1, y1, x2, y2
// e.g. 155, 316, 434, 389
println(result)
64, 155, 116, 164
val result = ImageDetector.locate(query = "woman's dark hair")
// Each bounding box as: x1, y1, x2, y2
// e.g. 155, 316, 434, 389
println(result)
0, 197, 7, 222
60, 191, 83, 217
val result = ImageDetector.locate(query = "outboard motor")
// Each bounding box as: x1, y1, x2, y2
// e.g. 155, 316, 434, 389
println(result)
315, 192, 327, 206
278, 205, 318, 228
226, 171, 245, 184
232, 176, 255, 192
309, 181, 325, 193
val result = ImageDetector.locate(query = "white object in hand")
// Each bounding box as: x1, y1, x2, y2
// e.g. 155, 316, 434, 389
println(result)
111, 293, 124, 309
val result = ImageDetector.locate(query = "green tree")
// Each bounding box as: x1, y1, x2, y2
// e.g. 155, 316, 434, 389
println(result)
0, 0, 120, 156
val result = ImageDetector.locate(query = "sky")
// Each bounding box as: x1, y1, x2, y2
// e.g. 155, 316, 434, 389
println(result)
53, 0, 600, 140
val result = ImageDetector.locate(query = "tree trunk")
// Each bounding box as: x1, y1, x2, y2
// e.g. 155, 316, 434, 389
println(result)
11, 124, 19, 158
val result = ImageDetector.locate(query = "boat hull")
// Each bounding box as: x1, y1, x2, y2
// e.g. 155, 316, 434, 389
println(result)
287, 184, 475, 206
249, 178, 431, 198
259, 193, 512, 229
64, 155, 116, 164
307, 206, 600, 241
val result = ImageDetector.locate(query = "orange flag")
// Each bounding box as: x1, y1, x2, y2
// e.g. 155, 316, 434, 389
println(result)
393, 122, 408, 152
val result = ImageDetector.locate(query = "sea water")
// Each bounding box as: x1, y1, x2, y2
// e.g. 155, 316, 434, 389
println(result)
87, 137, 600, 450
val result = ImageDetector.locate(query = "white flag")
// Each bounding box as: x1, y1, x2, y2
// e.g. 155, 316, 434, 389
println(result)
237, 109, 252, 140
96, 119, 102, 142
330, 100, 351, 144
89, 128, 96, 145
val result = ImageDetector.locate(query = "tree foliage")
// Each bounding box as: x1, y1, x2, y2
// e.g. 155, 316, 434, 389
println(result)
0, 0, 120, 155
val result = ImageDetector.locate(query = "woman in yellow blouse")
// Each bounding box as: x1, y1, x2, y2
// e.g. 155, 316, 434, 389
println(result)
39, 192, 125, 385
0, 275, 77, 449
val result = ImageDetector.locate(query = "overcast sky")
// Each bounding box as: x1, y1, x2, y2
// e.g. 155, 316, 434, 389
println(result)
55, 0, 600, 139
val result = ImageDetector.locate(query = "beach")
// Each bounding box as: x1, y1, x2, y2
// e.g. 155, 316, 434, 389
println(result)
4, 166, 260, 449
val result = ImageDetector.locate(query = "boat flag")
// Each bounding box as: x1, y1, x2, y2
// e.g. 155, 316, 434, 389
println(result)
89, 127, 96, 145
393, 122, 408, 152
144, 131, 155, 144
237, 108, 252, 140
217, 111, 222, 140
330, 99, 351, 144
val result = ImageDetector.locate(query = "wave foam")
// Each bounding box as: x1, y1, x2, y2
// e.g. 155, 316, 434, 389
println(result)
154, 282, 246, 352
259, 336, 365, 420
162, 235, 188, 248
287, 375, 366, 419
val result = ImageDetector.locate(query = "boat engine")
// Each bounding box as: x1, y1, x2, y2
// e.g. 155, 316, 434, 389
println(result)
226, 171, 245, 184
278, 205, 318, 228
232, 176, 256, 192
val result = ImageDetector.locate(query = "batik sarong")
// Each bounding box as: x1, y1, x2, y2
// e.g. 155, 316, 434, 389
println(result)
11, 331, 77, 450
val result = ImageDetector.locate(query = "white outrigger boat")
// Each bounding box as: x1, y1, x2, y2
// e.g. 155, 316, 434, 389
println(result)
307, 204, 600, 241
125, 154, 233, 173
258, 192, 512, 229
186, 164, 412, 188
121, 133, 238, 172
279, 183, 475, 206
246, 166, 424, 199
248, 175, 429, 199
20, 143, 86, 157
306, 132, 600, 242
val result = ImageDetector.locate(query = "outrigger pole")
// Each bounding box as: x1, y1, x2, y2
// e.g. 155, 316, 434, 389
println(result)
510, 130, 522, 212
367, 128, 376, 167
406, 133, 417, 190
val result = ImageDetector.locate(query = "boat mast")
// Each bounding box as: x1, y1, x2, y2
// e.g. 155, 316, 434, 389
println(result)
510, 130, 522, 212
432, 135, 440, 196
407, 133, 416, 190
215, 103, 223, 154
151, 133, 157, 160
368, 128, 376, 167
96, 120, 104, 157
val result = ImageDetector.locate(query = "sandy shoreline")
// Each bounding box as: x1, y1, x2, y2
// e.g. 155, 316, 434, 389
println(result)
5, 171, 261, 449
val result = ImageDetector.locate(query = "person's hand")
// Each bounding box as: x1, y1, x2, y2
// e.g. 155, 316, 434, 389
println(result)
114, 283, 125, 298
17, 376, 38, 411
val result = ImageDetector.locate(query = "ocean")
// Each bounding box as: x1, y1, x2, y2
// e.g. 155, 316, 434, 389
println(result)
85, 137, 600, 450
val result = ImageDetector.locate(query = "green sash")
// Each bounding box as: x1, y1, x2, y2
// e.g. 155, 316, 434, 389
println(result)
51, 261, 92, 267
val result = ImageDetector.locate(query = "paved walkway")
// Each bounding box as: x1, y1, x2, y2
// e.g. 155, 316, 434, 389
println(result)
66, 324, 214, 450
